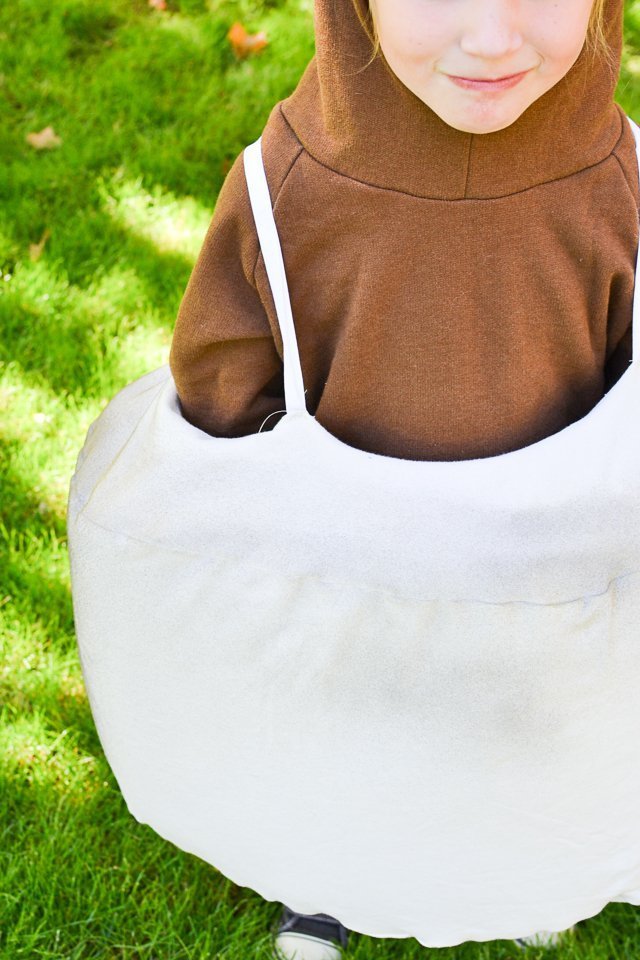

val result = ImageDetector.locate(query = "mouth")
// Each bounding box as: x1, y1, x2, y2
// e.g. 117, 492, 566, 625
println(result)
446, 70, 530, 91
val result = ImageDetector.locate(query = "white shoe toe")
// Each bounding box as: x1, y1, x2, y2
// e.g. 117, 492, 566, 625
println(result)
273, 931, 343, 960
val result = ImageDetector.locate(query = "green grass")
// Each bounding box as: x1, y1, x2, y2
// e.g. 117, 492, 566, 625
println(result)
2, 0, 640, 956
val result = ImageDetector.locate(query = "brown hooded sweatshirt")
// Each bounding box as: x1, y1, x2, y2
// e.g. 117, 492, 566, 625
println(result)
169, 0, 639, 461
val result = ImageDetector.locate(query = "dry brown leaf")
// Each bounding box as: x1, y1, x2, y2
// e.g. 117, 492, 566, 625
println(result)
26, 126, 62, 150
227, 22, 268, 59
29, 228, 51, 261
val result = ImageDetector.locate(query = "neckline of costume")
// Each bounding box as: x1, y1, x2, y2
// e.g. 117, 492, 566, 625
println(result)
242, 113, 640, 461
280, 69, 627, 203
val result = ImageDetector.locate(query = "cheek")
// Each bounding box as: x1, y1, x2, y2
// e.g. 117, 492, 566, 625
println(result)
381, 20, 452, 69
373, 0, 453, 65
537, 31, 588, 78
526, 5, 591, 70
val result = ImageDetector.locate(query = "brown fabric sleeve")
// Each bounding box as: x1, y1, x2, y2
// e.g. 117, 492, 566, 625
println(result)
605, 121, 640, 392
169, 151, 285, 438
604, 316, 632, 392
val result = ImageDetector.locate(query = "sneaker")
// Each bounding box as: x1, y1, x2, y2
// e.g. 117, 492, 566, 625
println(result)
271, 905, 350, 960
513, 925, 576, 950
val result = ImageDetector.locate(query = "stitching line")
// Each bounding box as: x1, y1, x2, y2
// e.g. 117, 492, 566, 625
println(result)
72, 511, 636, 609
278, 102, 632, 202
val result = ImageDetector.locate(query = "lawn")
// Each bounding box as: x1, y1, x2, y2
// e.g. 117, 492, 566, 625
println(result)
3, 0, 640, 957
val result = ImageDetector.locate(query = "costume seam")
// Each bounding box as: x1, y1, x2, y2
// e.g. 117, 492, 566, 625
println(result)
71, 510, 636, 609
278, 102, 631, 202
612, 151, 638, 205
463, 132, 473, 198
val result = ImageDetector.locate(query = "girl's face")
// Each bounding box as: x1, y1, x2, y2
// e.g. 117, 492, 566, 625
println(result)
368, 0, 596, 134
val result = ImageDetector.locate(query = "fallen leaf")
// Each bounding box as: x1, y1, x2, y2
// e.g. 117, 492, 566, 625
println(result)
227, 22, 268, 59
26, 125, 62, 150
29, 228, 51, 261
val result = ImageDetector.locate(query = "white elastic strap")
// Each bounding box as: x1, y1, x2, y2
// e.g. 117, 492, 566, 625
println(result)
243, 136, 307, 415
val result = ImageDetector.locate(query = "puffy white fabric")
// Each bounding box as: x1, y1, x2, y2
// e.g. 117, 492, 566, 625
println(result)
66, 113, 640, 948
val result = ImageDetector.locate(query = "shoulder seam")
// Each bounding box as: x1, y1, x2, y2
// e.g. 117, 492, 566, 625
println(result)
251, 116, 305, 284
611, 106, 640, 207
612, 151, 639, 207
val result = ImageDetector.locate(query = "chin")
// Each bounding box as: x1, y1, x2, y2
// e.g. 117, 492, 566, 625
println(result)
433, 104, 528, 135
448, 117, 520, 134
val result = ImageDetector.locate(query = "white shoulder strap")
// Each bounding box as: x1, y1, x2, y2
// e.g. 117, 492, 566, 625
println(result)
243, 136, 307, 416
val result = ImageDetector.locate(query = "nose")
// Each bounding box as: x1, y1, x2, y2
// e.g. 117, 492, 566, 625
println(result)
458, 0, 524, 60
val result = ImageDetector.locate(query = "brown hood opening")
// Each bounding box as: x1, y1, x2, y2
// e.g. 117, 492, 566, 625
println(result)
280, 0, 625, 198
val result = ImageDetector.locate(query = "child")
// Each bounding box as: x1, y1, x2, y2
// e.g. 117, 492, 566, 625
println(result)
169, 0, 639, 954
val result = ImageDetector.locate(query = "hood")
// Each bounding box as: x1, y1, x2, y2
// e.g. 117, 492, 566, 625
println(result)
280, 0, 625, 199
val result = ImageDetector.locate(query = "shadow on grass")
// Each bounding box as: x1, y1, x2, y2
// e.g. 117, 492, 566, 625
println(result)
0, 217, 193, 401
1, 438, 72, 620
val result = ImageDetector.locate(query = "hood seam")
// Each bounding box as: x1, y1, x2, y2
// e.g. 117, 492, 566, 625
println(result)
463, 134, 473, 199
279, 102, 627, 202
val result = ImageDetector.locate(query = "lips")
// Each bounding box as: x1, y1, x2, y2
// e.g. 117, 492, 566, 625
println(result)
446, 70, 530, 91
459, 72, 524, 81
